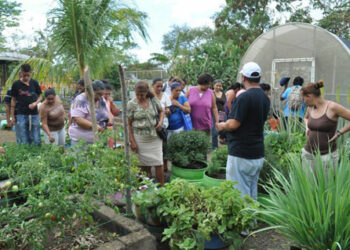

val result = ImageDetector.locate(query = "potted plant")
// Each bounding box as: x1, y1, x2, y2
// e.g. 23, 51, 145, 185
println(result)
156, 179, 258, 249
131, 176, 165, 227
167, 130, 210, 183
203, 146, 228, 188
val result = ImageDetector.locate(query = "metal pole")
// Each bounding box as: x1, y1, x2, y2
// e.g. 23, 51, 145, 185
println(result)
84, 66, 98, 142
118, 64, 132, 214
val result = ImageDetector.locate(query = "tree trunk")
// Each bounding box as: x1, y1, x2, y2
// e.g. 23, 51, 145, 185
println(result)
84, 66, 98, 142
118, 64, 132, 214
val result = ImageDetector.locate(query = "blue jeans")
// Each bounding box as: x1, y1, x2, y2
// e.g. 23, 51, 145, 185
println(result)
16, 114, 41, 146
226, 155, 264, 200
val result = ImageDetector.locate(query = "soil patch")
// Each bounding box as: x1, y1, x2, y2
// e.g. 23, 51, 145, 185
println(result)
243, 226, 292, 250
207, 170, 226, 179
188, 161, 207, 169
0, 130, 16, 145
45, 219, 118, 250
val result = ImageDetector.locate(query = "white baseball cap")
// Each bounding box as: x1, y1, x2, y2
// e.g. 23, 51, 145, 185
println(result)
240, 62, 261, 78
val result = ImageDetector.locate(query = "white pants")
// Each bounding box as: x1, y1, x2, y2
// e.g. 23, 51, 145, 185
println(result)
167, 126, 184, 140
44, 127, 66, 146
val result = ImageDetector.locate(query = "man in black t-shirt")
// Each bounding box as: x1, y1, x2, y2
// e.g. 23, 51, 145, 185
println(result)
217, 62, 270, 201
11, 64, 42, 145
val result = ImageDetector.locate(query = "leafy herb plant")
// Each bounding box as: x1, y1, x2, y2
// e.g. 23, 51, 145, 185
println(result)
167, 130, 210, 168
208, 145, 227, 175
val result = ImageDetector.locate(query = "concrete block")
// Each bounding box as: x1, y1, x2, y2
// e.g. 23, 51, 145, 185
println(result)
96, 240, 126, 250
92, 204, 143, 235
118, 229, 156, 250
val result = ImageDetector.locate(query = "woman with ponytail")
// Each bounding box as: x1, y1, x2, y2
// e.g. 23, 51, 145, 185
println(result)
300, 80, 350, 171
127, 81, 165, 186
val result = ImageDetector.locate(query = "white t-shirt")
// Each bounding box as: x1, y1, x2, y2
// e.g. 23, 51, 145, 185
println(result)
158, 93, 171, 128
164, 82, 172, 96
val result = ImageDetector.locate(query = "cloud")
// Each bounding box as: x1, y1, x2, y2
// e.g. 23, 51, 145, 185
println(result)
166, 0, 225, 28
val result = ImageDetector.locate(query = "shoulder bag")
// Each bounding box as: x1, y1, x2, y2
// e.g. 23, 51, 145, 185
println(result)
180, 111, 192, 131
150, 98, 168, 141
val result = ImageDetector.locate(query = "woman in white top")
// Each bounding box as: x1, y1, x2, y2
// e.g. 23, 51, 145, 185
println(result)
152, 78, 171, 171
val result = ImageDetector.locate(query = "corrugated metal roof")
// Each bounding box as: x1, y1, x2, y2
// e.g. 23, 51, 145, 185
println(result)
0, 52, 29, 61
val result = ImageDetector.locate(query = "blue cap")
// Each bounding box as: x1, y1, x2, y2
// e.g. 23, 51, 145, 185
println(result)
280, 77, 290, 86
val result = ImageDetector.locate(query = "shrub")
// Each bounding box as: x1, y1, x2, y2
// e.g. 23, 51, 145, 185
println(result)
208, 145, 227, 175
261, 131, 305, 185
259, 151, 350, 249
167, 130, 210, 168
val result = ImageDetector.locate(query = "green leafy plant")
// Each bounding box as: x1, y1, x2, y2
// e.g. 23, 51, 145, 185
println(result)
201, 181, 258, 246
208, 145, 228, 175
259, 150, 350, 250
133, 179, 258, 249
261, 131, 306, 185
0, 136, 142, 249
167, 130, 210, 169
159, 180, 257, 249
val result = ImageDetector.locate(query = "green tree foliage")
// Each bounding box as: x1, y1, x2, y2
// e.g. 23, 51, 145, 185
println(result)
288, 8, 313, 23
162, 25, 214, 57
148, 53, 170, 69
172, 39, 242, 88
312, 0, 350, 39
49, 0, 149, 78
167, 1, 297, 87
0, 0, 21, 46
213, 0, 284, 50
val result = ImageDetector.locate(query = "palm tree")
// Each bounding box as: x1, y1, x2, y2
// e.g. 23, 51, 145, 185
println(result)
49, 0, 149, 78
4, 0, 148, 88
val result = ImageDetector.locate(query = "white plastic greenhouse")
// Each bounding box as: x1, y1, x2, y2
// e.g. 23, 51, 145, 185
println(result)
238, 23, 350, 109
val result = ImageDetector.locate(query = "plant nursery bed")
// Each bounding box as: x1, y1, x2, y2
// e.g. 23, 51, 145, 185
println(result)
0, 199, 156, 250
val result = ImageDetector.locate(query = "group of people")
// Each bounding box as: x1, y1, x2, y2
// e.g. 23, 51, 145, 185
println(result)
5, 62, 350, 198
127, 74, 219, 186
126, 69, 273, 187
5, 64, 120, 147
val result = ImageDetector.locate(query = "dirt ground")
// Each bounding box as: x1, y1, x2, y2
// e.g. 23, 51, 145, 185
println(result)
0, 130, 16, 145
242, 227, 292, 250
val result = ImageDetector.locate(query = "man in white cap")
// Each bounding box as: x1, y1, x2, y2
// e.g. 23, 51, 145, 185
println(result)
216, 62, 270, 201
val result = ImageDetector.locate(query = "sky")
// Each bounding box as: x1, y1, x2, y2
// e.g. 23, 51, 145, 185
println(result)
4, 0, 226, 62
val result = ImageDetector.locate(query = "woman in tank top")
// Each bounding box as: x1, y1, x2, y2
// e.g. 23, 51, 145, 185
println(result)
39, 88, 66, 146
300, 80, 350, 171
212, 79, 227, 149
